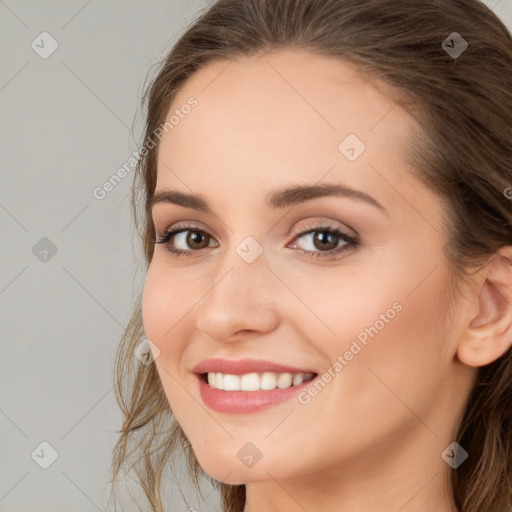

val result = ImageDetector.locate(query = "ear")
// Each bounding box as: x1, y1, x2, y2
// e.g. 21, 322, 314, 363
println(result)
457, 247, 512, 368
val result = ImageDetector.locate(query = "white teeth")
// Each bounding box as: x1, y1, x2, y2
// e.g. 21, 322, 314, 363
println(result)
261, 372, 277, 390
276, 373, 293, 389
292, 373, 304, 386
205, 371, 315, 391
241, 373, 260, 391
223, 374, 241, 391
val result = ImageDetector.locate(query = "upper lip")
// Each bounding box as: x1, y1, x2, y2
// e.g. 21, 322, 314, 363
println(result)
193, 358, 317, 375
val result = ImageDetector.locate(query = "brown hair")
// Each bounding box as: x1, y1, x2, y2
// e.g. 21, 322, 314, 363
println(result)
109, 1, 512, 511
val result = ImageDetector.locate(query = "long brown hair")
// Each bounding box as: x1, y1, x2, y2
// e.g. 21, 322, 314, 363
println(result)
109, 1, 512, 511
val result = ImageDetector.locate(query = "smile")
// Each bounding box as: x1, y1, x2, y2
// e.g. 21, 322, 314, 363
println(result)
205, 371, 316, 391
196, 371, 317, 414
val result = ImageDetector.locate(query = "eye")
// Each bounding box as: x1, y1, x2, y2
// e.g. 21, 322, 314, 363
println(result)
152, 220, 359, 259
288, 221, 359, 259
153, 224, 217, 258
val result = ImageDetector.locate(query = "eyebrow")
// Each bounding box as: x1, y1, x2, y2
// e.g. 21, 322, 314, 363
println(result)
148, 183, 387, 215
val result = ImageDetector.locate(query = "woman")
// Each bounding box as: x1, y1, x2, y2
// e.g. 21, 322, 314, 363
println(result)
109, 1, 512, 511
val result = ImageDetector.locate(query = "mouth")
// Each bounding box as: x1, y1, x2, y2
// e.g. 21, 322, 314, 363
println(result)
195, 371, 318, 414
199, 371, 317, 391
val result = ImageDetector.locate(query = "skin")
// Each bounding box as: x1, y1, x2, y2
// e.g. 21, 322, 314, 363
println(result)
141, 49, 512, 512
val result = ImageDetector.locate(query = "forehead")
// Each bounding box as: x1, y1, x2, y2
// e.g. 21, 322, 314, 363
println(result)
155, 49, 419, 210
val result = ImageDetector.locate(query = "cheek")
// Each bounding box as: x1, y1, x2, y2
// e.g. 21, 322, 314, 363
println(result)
141, 270, 165, 342
141, 265, 194, 411
141, 264, 185, 351
312, 247, 452, 404
335, 270, 451, 426
142, 262, 191, 342
141, 261, 203, 376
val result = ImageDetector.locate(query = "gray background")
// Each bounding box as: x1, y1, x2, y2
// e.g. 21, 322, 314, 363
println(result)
1, 1, 511, 511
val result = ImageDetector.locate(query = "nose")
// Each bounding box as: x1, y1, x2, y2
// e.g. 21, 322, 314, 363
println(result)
195, 249, 280, 342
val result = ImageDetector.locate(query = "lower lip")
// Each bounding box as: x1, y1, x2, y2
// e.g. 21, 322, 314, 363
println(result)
196, 374, 315, 414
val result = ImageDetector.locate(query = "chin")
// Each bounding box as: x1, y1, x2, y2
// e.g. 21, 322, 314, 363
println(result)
195, 454, 269, 484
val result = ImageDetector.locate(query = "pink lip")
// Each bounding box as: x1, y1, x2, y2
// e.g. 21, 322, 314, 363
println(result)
192, 358, 318, 414
195, 374, 316, 414
192, 358, 316, 375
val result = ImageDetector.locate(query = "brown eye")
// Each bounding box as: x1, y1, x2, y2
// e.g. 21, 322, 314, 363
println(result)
154, 228, 217, 257
153, 223, 359, 260
184, 230, 210, 250
289, 226, 358, 259
311, 230, 339, 251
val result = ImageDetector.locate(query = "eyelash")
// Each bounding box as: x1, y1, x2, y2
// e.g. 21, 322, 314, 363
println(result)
152, 221, 359, 260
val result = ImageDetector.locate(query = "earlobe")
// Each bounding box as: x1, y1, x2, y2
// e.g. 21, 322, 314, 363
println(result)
457, 248, 512, 368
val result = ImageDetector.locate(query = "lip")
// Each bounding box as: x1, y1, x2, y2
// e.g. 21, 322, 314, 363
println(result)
192, 358, 316, 375
195, 373, 316, 414
192, 358, 318, 414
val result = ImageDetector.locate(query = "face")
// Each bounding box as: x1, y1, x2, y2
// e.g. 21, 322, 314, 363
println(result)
142, 49, 472, 492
